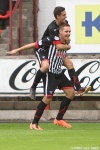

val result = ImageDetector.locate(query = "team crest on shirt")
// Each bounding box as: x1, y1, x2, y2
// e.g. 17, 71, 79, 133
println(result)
54, 29, 57, 31
54, 36, 59, 40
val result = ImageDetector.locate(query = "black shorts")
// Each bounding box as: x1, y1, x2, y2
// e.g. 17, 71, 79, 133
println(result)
36, 48, 48, 65
44, 72, 73, 96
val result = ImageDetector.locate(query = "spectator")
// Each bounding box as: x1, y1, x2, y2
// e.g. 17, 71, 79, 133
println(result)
0, 0, 9, 15
0, 0, 9, 30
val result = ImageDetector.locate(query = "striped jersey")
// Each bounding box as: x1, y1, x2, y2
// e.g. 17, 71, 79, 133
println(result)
48, 44, 67, 74
35, 36, 67, 74
35, 20, 69, 74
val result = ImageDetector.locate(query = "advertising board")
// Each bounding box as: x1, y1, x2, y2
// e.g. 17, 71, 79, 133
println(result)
0, 59, 99, 96
56, 0, 100, 53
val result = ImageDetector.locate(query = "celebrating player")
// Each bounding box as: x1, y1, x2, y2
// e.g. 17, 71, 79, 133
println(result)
29, 6, 91, 100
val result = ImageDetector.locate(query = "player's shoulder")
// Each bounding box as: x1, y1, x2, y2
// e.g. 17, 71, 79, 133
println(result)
53, 36, 60, 41
48, 20, 55, 26
48, 20, 57, 29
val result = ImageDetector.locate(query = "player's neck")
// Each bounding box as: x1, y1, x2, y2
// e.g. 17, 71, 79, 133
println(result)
55, 19, 62, 26
60, 38, 66, 44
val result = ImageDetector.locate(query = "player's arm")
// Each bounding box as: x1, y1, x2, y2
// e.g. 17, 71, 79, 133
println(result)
56, 43, 71, 50
56, 38, 71, 50
6, 42, 38, 54
49, 28, 71, 51
52, 36, 71, 51
6, 37, 53, 55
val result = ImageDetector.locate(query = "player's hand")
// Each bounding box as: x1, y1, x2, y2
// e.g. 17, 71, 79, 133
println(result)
6, 49, 18, 54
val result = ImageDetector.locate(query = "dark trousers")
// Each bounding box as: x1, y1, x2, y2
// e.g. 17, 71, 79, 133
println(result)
0, 0, 9, 15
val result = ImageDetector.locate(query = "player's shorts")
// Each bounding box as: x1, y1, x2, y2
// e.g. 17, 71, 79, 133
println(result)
44, 72, 73, 96
35, 48, 48, 65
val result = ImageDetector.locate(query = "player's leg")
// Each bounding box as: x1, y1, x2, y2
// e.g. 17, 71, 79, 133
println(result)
30, 49, 49, 100
30, 72, 57, 130
54, 74, 75, 128
30, 100, 47, 130
63, 56, 91, 95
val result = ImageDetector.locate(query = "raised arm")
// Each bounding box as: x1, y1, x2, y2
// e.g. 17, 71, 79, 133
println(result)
6, 43, 36, 54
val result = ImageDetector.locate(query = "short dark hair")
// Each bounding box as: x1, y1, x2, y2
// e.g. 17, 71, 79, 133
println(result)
59, 23, 70, 30
53, 6, 65, 18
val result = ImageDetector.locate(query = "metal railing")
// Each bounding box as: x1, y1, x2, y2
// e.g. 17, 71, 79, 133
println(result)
33, 0, 37, 42
9, 0, 22, 53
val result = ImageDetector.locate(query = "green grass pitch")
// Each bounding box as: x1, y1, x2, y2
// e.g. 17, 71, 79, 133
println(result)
0, 122, 100, 150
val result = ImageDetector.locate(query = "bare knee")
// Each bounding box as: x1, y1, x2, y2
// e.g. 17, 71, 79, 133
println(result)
41, 60, 49, 73
42, 95, 52, 104
66, 89, 75, 100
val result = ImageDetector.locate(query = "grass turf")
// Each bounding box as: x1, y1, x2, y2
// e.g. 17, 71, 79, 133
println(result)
0, 122, 100, 150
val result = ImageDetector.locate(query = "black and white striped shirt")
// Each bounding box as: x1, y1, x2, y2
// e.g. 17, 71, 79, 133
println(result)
35, 36, 67, 74
48, 44, 67, 74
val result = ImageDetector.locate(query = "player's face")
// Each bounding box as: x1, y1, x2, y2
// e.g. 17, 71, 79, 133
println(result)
57, 10, 67, 24
60, 26, 71, 41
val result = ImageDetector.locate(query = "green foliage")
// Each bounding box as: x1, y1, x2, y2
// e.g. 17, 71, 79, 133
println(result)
0, 123, 100, 150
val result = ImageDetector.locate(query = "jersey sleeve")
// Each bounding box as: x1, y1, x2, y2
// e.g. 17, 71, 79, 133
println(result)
34, 36, 61, 49
35, 37, 53, 49
52, 36, 61, 45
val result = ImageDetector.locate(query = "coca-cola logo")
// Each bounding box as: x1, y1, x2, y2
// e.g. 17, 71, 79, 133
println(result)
9, 60, 100, 92
76, 61, 100, 91
9, 60, 37, 90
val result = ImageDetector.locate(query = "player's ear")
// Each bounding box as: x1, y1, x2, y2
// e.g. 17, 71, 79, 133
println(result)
56, 15, 59, 19
59, 29, 61, 34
